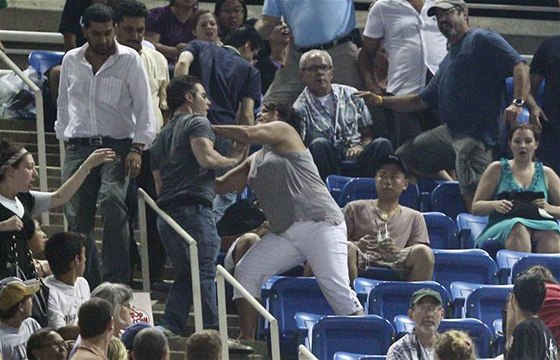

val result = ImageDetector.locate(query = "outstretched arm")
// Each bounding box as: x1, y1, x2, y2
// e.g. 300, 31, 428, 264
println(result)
212, 122, 304, 152
354, 92, 428, 113
49, 148, 115, 209
216, 154, 255, 194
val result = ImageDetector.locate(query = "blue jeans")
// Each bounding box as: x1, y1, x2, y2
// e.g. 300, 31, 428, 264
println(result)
309, 137, 393, 179
62, 142, 130, 287
157, 204, 221, 332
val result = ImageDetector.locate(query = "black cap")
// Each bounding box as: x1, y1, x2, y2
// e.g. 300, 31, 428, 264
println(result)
376, 153, 409, 177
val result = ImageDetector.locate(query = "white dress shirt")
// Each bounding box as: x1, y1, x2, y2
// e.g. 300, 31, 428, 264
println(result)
363, 0, 448, 95
55, 41, 156, 146
140, 45, 169, 133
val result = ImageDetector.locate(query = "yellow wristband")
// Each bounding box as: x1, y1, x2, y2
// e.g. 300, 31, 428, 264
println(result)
377, 94, 383, 106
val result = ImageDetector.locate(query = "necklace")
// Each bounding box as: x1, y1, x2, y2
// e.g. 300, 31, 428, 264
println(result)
376, 204, 400, 221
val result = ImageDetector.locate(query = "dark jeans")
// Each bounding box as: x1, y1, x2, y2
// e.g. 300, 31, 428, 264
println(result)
157, 204, 221, 332
309, 137, 394, 179
62, 142, 130, 287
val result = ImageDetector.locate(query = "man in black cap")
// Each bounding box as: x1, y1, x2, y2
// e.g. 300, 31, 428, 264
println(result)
345, 154, 434, 283
387, 288, 444, 360
356, 0, 532, 212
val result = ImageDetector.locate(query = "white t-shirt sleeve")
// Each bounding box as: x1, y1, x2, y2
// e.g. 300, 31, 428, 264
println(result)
29, 191, 52, 216
363, 2, 385, 39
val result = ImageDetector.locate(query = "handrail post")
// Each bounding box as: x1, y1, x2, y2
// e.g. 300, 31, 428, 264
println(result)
298, 345, 319, 360
0, 50, 49, 225
189, 240, 203, 333
216, 273, 230, 360
137, 194, 150, 292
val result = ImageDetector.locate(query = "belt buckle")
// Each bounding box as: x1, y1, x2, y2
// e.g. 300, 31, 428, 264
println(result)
89, 136, 103, 146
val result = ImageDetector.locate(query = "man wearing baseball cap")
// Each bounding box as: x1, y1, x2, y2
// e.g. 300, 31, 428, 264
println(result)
356, 0, 532, 212
0, 277, 42, 360
345, 154, 434, 284
387, 288, 445, 360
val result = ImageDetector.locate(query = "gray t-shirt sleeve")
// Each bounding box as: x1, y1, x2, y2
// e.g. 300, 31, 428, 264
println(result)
29, 191, 52, 216
187, 116, 216, 142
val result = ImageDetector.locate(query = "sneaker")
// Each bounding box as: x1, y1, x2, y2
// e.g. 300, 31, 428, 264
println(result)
154, 325, 180, 338
227, 339, 254, 354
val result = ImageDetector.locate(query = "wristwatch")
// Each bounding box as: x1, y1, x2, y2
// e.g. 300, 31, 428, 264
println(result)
512, 98, 525, 107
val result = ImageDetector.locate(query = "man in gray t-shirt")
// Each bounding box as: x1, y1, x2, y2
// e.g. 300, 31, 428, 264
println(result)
150, 75, 245, 335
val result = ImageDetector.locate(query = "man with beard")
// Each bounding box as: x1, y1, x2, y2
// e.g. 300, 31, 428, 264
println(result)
386, 288, 444, 360
55, 4, 156, 287
356, 0, 531, 212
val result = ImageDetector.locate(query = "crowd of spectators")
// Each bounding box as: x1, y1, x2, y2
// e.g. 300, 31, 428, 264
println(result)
0, 0, 559, 358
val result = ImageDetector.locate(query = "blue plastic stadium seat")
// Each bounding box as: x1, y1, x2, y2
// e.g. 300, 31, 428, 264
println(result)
456, 213, 489, 249
464, 284, 513, 329
28, 50, 64, 76
325, 174, 354, 206
338, 177, 420, 209
353, 277, 383, 306
394, 315, 495, 358
265, 277, 334, 356
430, 182, 467, 220
366, 281, 450, 322
433, 249, 498, 290
334, 353, 386, 360
423, 212, 460, 249
495, 249, 526, 284
511, 253, 560, 282
309, 315, 394, 360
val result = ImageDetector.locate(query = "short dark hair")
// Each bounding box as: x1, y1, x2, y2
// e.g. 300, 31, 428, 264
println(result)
26, 328, 58, 360
186, 330, 222, 360
45, 232, 85, 276
224, 25, 264, 51
133, 328, 169, 360
525, 265, 559, 285
114, 0, 148, 23
166, 75, 202, 113
78, 298, 113, 339
513, 273, 546, 314
82, 4, 115, 28
262, 100, 302, 137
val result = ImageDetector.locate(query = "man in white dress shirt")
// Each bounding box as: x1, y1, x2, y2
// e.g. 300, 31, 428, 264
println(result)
55, 3, 156, 287
359, 0, 448, 147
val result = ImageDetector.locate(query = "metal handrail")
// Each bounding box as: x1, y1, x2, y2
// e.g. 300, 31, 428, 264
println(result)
0, 49, 49, 225
216, 265, 281, 360
298, 345, 319, 360
137, 188, 203, 333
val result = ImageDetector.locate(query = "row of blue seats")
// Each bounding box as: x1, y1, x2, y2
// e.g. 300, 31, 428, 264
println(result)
298, 312, 499, 359
263, 275, 512, 358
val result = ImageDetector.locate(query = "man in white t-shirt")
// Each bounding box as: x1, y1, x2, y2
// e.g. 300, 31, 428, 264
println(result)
44, 232, 90, 340
0, 277, 42, 360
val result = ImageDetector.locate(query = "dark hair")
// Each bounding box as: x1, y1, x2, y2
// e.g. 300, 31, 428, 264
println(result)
189, 9, 217, 38
186, 330, 222, 360
114, 0, 148, 23
513, 273, 546, 314
78, 298, 113, 339
262, 100, 302, 137
133, 328, 169, 360
166, 75, 202, 113
26, 328, 58, 360
45, 232, 85, 276
433, 330, 476, 360
214, 0, 247, 27
82, 4, 115, 28
508, 123, 541, 143
224, 25, 264, 51
525, 265, 559, 285
0, 140, 28, 183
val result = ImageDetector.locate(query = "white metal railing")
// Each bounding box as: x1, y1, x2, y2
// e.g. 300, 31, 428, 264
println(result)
298, 345, 319, 360
0, 49, 49, 225
137, 188, 203, 332
216, 265, 281, 360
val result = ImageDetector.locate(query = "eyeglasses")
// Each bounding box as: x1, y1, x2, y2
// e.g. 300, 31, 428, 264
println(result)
303, 64, 333, 73
40, 340, 67, 349
435, 7, 460, 19
414, 305, 443, 314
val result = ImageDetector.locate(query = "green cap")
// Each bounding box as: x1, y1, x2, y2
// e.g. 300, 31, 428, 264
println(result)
410, 288, 443, 308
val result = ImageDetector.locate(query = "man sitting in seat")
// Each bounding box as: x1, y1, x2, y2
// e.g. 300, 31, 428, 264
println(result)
345, 154, 434, 283
387, 288, 444, 360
